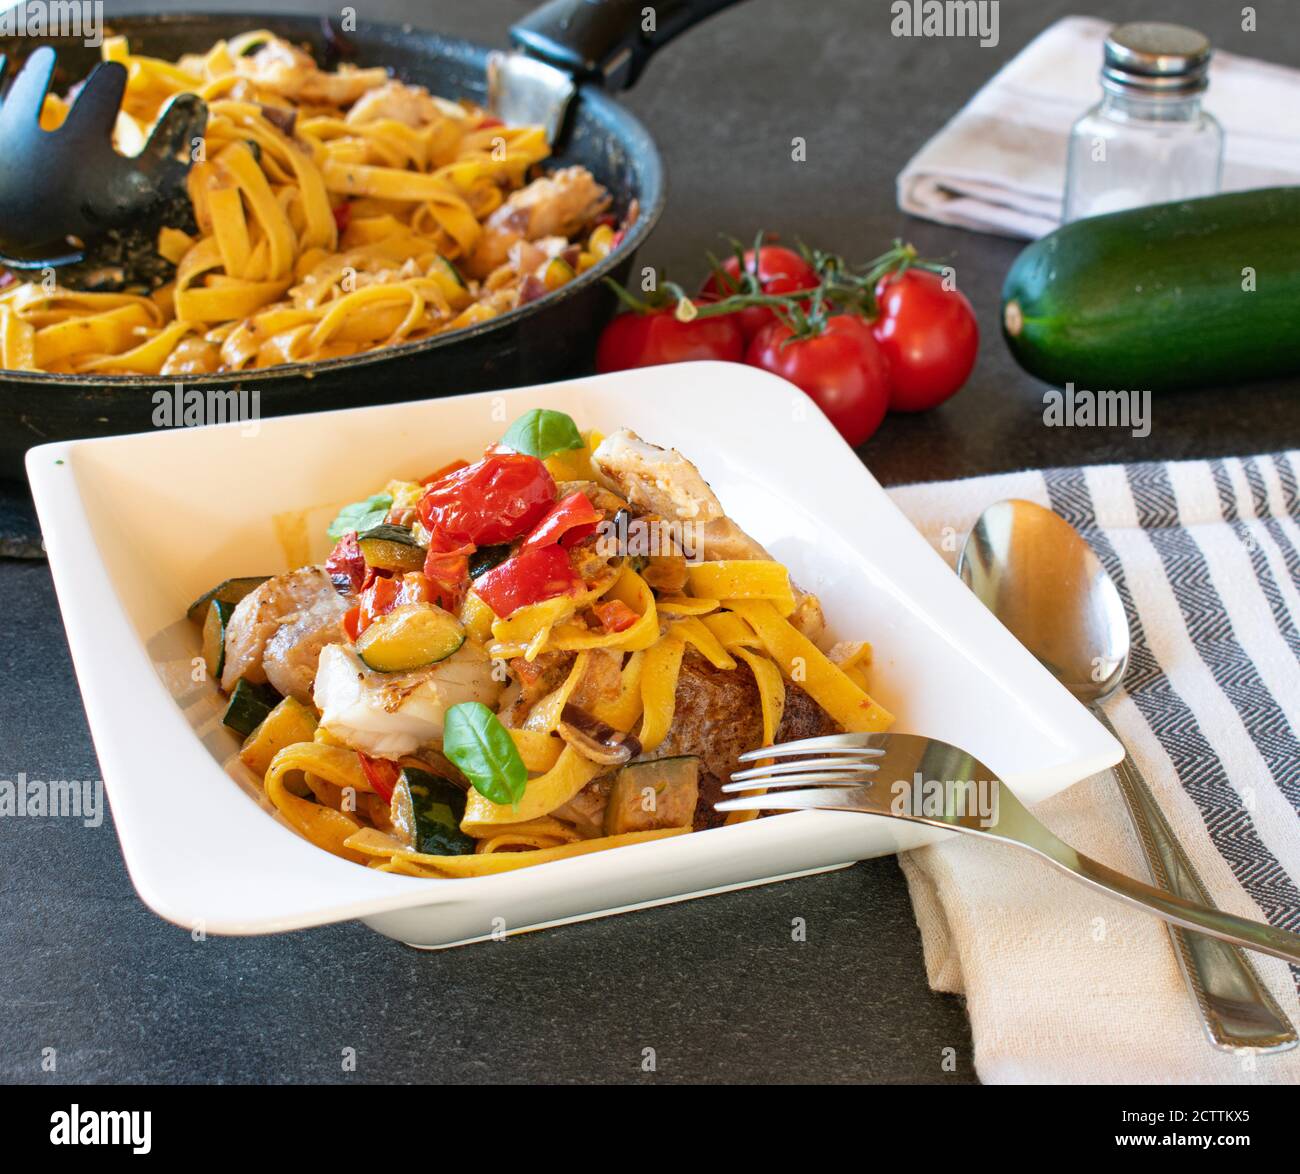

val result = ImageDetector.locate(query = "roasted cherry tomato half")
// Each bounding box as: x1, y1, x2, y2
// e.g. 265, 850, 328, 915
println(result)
418, 453, 556, 546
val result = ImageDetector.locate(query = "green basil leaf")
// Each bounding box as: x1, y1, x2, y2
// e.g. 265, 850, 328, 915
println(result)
327, 493, 393, 540
501, 409, 584, 459
442, 701, 528, 807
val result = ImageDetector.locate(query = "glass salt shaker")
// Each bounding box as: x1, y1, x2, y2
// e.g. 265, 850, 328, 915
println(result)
1063, 22, 1223, 222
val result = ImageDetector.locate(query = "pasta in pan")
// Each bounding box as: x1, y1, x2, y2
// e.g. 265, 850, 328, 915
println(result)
0, 32, 622, 374
190, 409, 893, 877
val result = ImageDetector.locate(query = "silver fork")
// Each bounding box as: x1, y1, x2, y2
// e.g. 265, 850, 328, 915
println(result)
717, 732, 1300, 965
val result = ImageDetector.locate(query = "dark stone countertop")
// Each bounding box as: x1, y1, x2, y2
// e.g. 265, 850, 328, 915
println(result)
3, 0, 1297, 1084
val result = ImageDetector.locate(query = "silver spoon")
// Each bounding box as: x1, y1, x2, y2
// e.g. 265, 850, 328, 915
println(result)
959, 499, 1296, 1053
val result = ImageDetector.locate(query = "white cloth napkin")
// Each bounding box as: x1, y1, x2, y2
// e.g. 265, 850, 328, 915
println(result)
887, 454, 1300, 1084
897, 15, 1300, 238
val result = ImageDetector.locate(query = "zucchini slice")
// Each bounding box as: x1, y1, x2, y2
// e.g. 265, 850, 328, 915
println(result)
201, 599, 235, 682
186, 575, 269, 623
357, 524, 425, 574
390, 767, 475, 856
222, 678, 283, 738
605, 756, 700, 835
355, 603, 465, 672
436, 256, 466, 289
239, 696, 319, 777
468, 543, 511, 579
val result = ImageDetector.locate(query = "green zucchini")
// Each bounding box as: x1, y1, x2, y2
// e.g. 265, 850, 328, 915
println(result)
1001, 187, 1300, 392
201, 599, 234, 682
436, 256, 466, 290
467, 544, 511, 579
355, 602, 465, 672
390, 767, 475, 856
605, 755, 699, 835
186, 575, 269, 623
357, 524, 425, 574
358, 523, 419, 545
222, 678, 282, 738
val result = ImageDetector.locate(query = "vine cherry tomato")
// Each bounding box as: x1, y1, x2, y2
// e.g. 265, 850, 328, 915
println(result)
700, 245, 819, 340
871, 268, 979, 412
595, 305, 745, 372
745, 314, 890, 447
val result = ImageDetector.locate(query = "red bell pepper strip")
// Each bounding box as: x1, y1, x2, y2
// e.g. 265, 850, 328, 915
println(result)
521, 490, 602, 552
475, 545, 581, 618
422, 530, 473, 613
357, 752, 399, 803
355, 574, 401, 637
343, 605, 362, 642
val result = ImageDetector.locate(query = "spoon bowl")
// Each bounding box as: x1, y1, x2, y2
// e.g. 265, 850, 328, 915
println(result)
957, 499, 1128, 705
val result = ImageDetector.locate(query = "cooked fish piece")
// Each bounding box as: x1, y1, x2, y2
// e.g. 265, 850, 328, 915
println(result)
313, 641, 502, 759
593, 428, 725, 523
220, 567, 346, 694
468, 166, 611, 277
593, 429, 827, 641
592, 428, 770, 561
643, 649, 839, 830
236, 37, 387, 106
345, 80, 439, 128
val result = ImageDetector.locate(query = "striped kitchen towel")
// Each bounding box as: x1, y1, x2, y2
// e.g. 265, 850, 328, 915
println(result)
888, 454, 1300, 1084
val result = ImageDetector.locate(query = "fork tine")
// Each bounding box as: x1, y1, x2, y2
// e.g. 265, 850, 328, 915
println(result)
736, 732, 886, 763
730, 758, 878, 782
721, 771, 877, 792
60, 61, 127, 141
716, 786, 873, 813
0, 46, 55, 126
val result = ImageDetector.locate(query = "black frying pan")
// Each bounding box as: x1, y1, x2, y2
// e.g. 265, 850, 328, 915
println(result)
0, 1, 743, 479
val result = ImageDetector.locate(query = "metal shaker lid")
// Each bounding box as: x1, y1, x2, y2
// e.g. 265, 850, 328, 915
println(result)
1103, 22, 1212, 96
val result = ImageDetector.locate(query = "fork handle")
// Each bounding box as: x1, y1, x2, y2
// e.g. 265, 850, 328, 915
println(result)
1095, 708, 1295, 1051
1000, 788, 1300, 966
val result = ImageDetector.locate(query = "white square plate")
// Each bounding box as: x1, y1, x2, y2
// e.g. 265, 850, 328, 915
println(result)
27, 362, 1120, 947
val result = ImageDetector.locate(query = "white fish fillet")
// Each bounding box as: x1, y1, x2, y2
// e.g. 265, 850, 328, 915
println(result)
313, 641, 502, 759
593, 429, 826, 641
592, 428, 770, 561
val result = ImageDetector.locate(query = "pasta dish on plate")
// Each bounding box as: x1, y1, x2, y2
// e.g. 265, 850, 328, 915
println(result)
0, 31, 621, 375
190, 409, 893, 877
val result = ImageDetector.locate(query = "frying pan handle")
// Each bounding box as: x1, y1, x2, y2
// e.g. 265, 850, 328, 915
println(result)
511, 0, 743, 89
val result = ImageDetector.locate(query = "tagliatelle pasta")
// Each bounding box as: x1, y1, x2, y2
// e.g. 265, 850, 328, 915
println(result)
189, 413, 893, 876
0, 31, 622, 375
